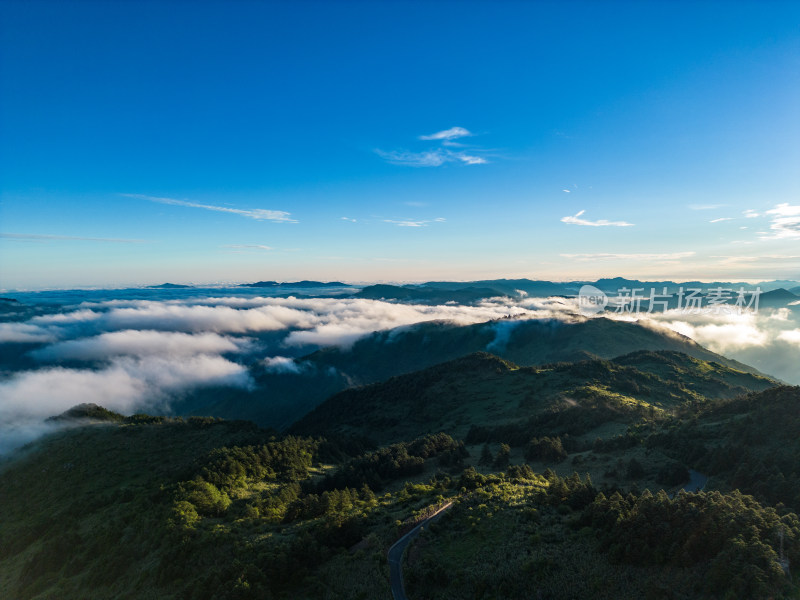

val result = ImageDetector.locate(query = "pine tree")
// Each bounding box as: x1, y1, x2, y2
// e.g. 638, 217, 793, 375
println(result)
479, 443, 493, 467
360, 483, 377, 506
493, 443, 511, 469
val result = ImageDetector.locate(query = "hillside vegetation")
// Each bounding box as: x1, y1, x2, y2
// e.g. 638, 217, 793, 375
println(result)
291, 350, 775, 446
2, 393, 799, 599
0, 416, 467, 599
304, 317, 763, 386
1, 356, 797, 599
157, 317, 769, 432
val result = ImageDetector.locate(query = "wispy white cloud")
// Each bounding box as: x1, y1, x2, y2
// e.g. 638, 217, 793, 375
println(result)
561, 210, 634, 227
689, 203, 727, 210
389, 220, 425, 227
457, 153, 487, 165
743, 209, 760, 218
376, 149, 448, 167
560, 251, 694, 261
125, 194, 296, 223
338, 215, 444, 226
710, 254, 800, 267
710, 217, 734, 223
562, 189, 571, 193
375, 148, 487, 167
419, 126, 472, 141
0, 233, 147, 243
378, 125, 488, 167
222, 244, 273, 251
762, 203, 800, 240
384, 218, 446, 227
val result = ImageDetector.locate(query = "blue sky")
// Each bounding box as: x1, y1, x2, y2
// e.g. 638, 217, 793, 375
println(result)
1, 0, 798, 289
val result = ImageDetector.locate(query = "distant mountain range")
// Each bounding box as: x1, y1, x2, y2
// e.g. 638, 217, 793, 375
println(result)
346, 278, 800, 308
140, 278, 800, 303
239, 280, 352, 288
399, 277, 800, 295
147, 282, 193, 289
143, 281, 354, 289
353, 284, 511, 304
759, 287, 800, 305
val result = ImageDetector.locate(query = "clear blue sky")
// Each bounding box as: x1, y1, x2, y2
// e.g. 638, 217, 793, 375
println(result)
1, 0, 798, 289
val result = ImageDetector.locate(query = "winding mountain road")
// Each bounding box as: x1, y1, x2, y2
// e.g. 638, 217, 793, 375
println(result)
386, 470, 708, 598
388, 502, 453, 600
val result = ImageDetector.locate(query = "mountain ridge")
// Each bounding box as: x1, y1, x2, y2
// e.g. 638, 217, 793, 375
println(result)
290, 349, 776, 445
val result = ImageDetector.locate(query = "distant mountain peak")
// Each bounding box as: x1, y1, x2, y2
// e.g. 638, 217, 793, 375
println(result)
47, 403, 124, 422
148, 282, 192, 289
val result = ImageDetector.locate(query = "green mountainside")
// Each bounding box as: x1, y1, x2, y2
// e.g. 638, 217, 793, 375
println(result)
291, 350, 775, 445
0, 417, 467, 600
650, 385, 800, 511
304, 317, 765, 385
177, 316, 767, 431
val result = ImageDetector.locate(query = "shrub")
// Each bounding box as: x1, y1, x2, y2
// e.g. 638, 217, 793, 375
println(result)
181, 480, 231, 517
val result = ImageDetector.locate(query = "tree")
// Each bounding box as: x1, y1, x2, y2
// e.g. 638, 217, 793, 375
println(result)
182, 480, 231, 517
493, 444, 511, 470
479, 443, 494, 467
525, 436, 567, 463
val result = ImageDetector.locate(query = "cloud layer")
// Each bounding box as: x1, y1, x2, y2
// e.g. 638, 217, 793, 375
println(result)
3, 290, 800, 454
31, 330, 248, 361
0, 355, 251, 423
526, 296, 800, 384
0, 294, 532, 445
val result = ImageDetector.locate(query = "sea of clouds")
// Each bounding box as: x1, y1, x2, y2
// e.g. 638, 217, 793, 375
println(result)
1, 291, 798, 454
0, 294, 530, 452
